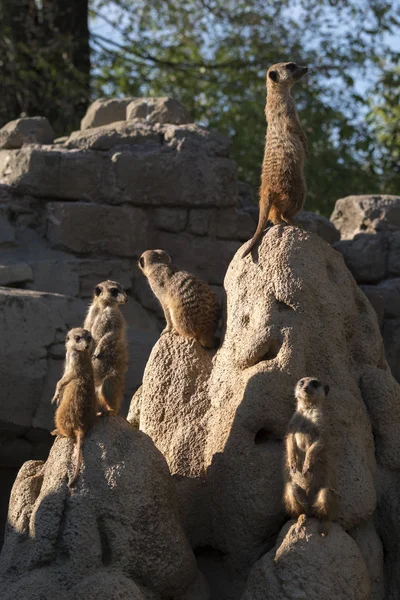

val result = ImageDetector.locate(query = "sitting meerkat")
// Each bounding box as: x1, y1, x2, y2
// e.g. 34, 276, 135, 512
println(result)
138, 249, 220, 349
51, 328, 97, 487
283, 377, 337, 536
84, 280, 128, 414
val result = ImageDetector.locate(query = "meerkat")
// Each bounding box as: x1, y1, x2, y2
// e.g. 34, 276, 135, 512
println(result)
138, 249, 220, 349
51, 328, 97, 488
84, 280, 128, 414
283, 377, 336, 537
242, 61, 308, 258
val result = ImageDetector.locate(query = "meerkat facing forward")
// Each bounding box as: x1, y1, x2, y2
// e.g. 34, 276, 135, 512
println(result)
84, 280, 128, 414
138, 249, 220, 349
242, 61, 308, 258
52, 328, 97, 487
283, 377, 336, 536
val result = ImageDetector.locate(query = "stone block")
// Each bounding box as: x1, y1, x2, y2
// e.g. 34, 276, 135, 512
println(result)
382, 318, 400, 383
0, 214, 16, 247
331, 195, 400, 239
334, 234, 387, 284
126, 97, 190, 125
0, 263, 33, 285
153, 208, 188, 233
360, 285, 384, 328
26, 260, 79, 297
112, 147, 238, 207
46, 202, 148, 258
65, 121, 160, 151
0, 147, 116, 202
376, 279, 400, 319
217, 208, 256, 241
388, 231, 400, 277
81, 97, 135, 130
0, 117, 54, 149
188, 209, 217, 237
162, 123, 230, 157
297, 210, 340, 244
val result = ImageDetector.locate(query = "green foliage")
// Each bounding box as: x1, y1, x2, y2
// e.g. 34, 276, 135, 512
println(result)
89, 0, 400, 215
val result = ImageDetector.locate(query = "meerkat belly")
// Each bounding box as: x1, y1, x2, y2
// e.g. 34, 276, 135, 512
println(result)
294, 432, 310, 453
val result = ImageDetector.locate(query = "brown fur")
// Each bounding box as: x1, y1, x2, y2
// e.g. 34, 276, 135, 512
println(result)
242, 61, 308, 258
51, 328, 97, 488
138, 249, 220, 349
283, 377, 337, 536
84, 280, 128, 414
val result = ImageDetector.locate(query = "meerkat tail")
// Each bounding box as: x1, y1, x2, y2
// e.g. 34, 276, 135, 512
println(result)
241, 193, 273, 258
69, 432, 83, 488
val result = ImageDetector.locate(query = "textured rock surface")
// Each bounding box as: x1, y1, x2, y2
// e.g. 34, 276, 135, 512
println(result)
0, 417, 203, 599
132, 226, 400, 599
296, 209, 340, 243
127, 97, 190, 124
331, 195, 400, 239
0, 117, 54, 149
80, 97, 135, 130
242, 519, 371, 600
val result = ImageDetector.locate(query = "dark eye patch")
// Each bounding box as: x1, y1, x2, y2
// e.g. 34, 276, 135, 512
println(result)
286, 63, 296, 71
75, 336, 81, 342
139, 257, 145, 268
110, 287, 119, 296
95, 285, 102, 296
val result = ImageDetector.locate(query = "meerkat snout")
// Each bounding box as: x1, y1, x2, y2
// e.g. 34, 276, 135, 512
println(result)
295, 377, 330, 406
94, 281, 127, 305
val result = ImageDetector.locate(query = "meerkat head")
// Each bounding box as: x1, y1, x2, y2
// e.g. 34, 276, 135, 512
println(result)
267, 61, 308, 89
138, 249, 172, 276
295, 377, 329, 410
93, 280, 127, 305
66, 328, 93, 352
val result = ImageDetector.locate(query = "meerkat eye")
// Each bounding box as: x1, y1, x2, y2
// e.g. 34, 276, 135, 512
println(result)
286, 63, 296, 71
95, 286, 102, 296
299, 380, 305, 387
269, 70, 278, 82
110, 287, 119, 296
139, 257, 145, 268
75, 336, 81, 342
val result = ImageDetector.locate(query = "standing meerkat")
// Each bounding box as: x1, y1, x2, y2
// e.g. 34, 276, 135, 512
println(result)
84, 280, 128, 414
138, 249, 220, 349
51, 328, 97, 488
242, 61, 308, 258
283, 377, 337, 537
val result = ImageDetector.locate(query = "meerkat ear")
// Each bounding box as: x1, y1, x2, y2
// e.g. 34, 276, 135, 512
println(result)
269, 70, 278, 82
95, 285, 102, 296
324, 384, 330, 395
139, 257, 145, 268
65, 334, 69, 342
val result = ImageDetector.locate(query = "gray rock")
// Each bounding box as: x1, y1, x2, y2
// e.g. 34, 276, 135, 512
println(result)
0, 418, 200, 598
349, 521, 385, 600
81, 97, 135, 130
360, 285, 384, 328
0, 263, 33, 285
0, 214, 16, 246
331, 195, 400, 239
242, 519, 371, 600
0, 117, 55, 149
334, 234, 387, 283
296, 210, 341, 244
112, 147, 238, 208
388, 231, 400, 277
376, 279, 400, 319
127, 97, 190, 125
382, 318, 400, 384
46, 202, 148, 258
65, 121, 160, 151
188, 209, 217, 237
0, 438, 32, 468
162, 124, 230, 157
152, 208, 188, 233
217, 208, 257, 242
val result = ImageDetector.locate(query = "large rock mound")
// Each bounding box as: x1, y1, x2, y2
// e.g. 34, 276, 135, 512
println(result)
0, 416, 205, 599
132, 226, 400, 599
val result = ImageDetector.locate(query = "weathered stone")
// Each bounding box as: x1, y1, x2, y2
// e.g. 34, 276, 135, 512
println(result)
162, 124, 230, 157
0, 147, 116, 202
65, 121, 160, 151
382, 318, 400, 384
0, 438, 32, 468
134, 227, 391, 579
349, 521, 385, 600
216, 208, 256, 241
76, 259, 133, 297
0, 117, 55, 149
81, 97, 135, 130
242, 519, 371, 600
334, 234, 387, 283
126, 97, 190, 125
360, 285, 384, 328
152, 208, 188, 233
46, 202, 148, 257
331, 195, 400, 239
388, 231, 400, 277
0, 214, 16, 246
188, 209, 217, 237
375, 279, 400, 319
0, 288, 85, 431
296, 210, 341, 243
112, 147, 238, 207
0, 262, 32, 285
27, 260, 80, 296
0, 418, 200, 598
